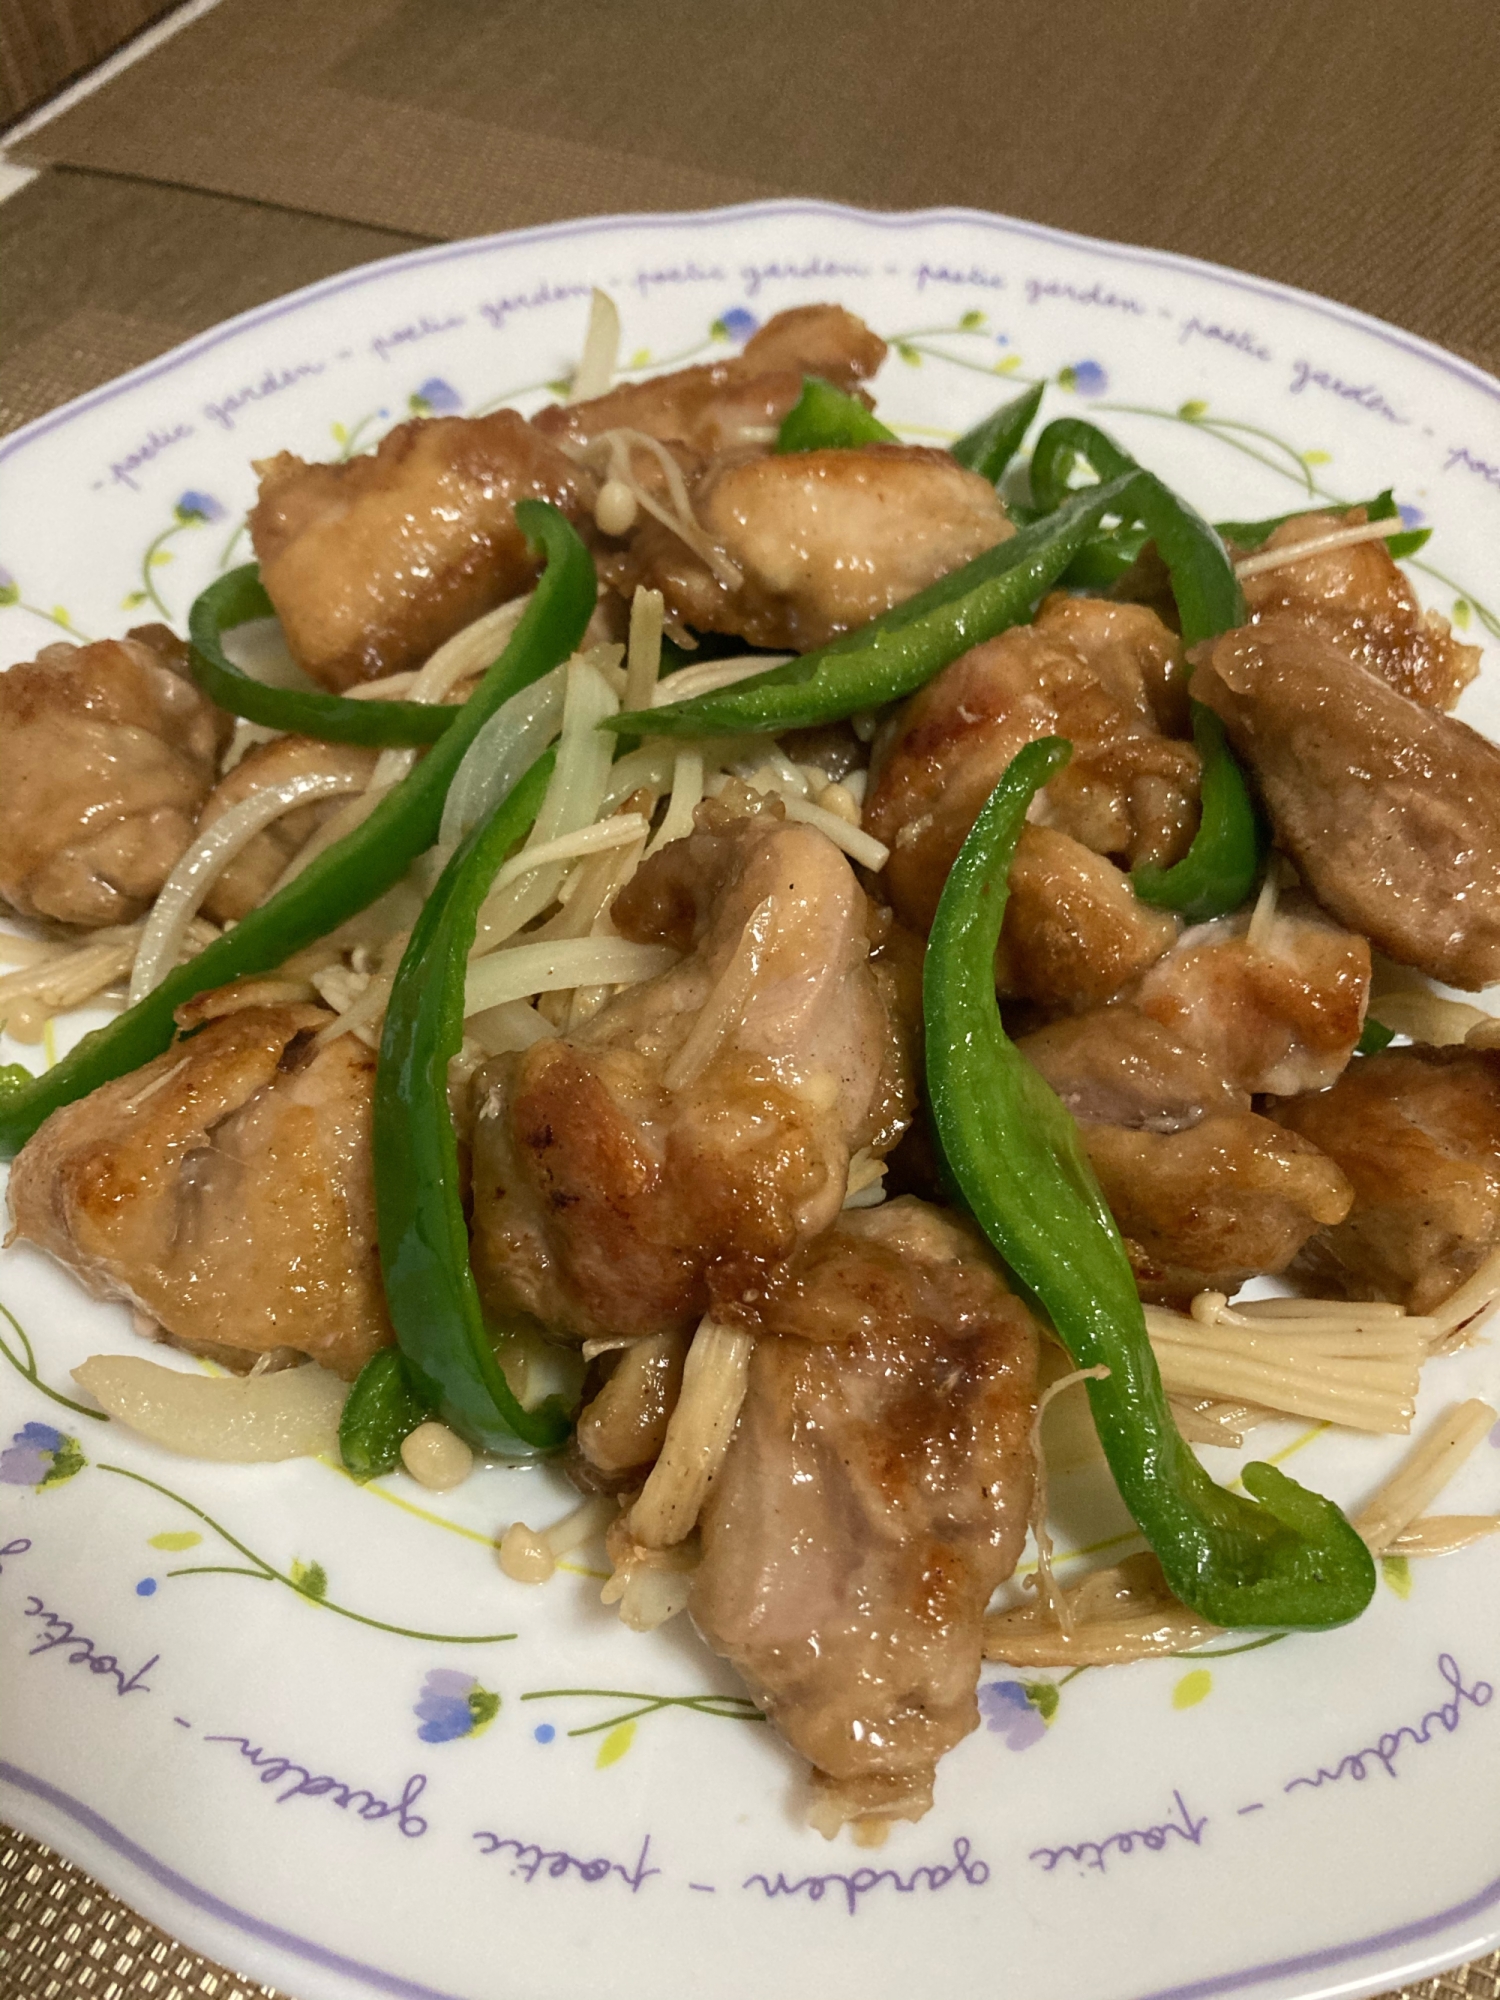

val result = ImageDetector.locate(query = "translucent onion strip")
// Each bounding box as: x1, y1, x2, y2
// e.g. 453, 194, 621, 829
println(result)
1353, 1399, 1499, 1552
463, 937, 676, 1016
438, 664, 568, 851
628, 1318, 754, 1549
662, 894, 776, 1092
369, 593, 537, 790
465, 997, 556, 1057
1233, 516, 1416, 579
73, 1353, 346, 1462
569, 289, 621, 404
129, 772, 364, 1004
646, 750, 705, 856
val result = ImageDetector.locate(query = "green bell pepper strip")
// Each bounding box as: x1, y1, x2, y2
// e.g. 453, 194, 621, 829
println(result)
1132, 703, 1267, 924
0, 501, 596, 1159
606, 474, 1146, 740
375, 750, 569, 1456
339, 1349, 436, 1482
950, 381, 1044, 486
775, 375, 897, 452
188, 565, 463, 746
1355, 1016, 1397, 1056
924, 736, 1377, 1630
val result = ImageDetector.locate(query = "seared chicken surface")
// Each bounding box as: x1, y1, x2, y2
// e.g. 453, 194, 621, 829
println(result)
1275, 1045, 1500, 1314
865, 593, 1200, 936
0, 626, 229, 927
995, 825, 1179, 1014
611, 444, 1013, 654
7, 983, 390, 1377
1193, 615, 1500, 990
690, 1198, 1038, 1822
534, 302, 886, 459
250, 409, 591, 690
469, 803, 906, 1341
1239, 509, 1478, 711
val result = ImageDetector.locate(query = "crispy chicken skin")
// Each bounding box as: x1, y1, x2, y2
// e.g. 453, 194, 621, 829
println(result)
1274, 1046, 1500, 1314
1134, 902, 1370, 1096
249, 409, 591, 691
1239, 509, 1478, 711
0, 626, 229, 927
865, 594, 1200, 936
196, 735, 379, 924
691, 1198, 1038, 1820
612, 444, 1012, 654
6, 986, 391, 1377
532, 303, 886, 458
1193, 615, 1500, 990
1018, 1008, 1249, 1133
469, 806, 905, 1342
1083, 1113, 1354, 1303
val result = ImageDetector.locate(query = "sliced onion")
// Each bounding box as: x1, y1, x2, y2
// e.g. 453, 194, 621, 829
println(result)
438, 663, 568, 851
73, 1353, 347, 1461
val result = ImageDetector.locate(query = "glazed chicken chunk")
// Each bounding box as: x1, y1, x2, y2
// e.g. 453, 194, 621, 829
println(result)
534, 302, 886, 459
0, 626, 229, 927
612, 444, 1013, 654
866, 592, 1200, 934
690, 1198, 1039, 1827
469, 803, 907, 1342
1274, 1045, 1500, 1315
249, 409, 591, 690
1239, 508, 1478, 711
7, 983, 391, 1376
1193, 614, 1500, 989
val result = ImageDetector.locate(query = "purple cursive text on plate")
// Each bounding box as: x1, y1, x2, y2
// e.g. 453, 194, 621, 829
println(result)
1030, 1788, 1208, 1876
0, 1537, 31, 1573
1025, 276, 1145, 315
472, 1829, 659, 1891
371, 314, 465, 364
1283, 1653, 1492, 1793
204, 362, 326, 432
21, 1595, 156, 1697
1179, 315, 1271, 362
740, 256, 868, 299
202, 1733, 429, 1836
915, 261, 1006, 293
108, 422, 195, 492
1444, 445, 1500, 491
477, 278, 589, 332
744, 1836, 989, 1916
1288, 357, 1406, 422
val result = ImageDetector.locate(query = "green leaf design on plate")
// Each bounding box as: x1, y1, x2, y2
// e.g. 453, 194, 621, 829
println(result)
1172, 1668, 1213, 1709
468, 1687, 501, 1735
290, 1558, 328, 1601
40, 1436, 86, 1488
1024, 1679, 1060, 1721
149, 1530, 202, 1551
1179, 398, 1209, 421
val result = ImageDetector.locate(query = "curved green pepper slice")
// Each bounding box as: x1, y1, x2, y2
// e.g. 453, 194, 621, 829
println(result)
1133, 704, 1267, 924
950, 381, 1044, 486
0, 502, 595, 1158
339, 1349, 436, 1481
189, 565, 462, 746
924, 736, 1377, 1630
375, 751, 569, 1456
776, 376, 897, 452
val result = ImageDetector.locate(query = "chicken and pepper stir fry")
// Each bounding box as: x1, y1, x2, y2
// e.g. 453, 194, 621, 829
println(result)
2, 299, 1497, 1834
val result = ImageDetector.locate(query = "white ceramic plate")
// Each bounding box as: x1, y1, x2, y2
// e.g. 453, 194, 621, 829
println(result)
1, 202, 1498, 2000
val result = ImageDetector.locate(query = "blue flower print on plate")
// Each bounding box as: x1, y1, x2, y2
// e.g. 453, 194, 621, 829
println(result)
173, 490, 226, 525
711, 307, 758, 344
0, 1422, 86, 1491
978, 1678, 1054, 1749
410, 378, 463, 416
414, 1667, 500, 1743
1058, 360, 1108, 396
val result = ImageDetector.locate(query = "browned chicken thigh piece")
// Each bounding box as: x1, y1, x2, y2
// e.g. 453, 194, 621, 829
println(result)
610, 444, 1012, 653
6, 984, 391, 1376
196, 735, 379, 924
0, 626, 229, 927
995, 825, 1179, 1013
533, 303, 886, 458
1134, 900, 1370, 1096
864, 594, 1199, 934
1082, 1114, 1354, 1303
1238, 509, 1478, 711
1018, 1008, 1352, 1301
1274, 1046, 1500, 1314
690, 1198, 1038, 1828
1193, 615, 1500, 990
249, 409, 591, 691
469, 803, 906, 1342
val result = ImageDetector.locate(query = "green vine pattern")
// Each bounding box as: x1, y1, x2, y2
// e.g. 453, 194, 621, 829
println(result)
0, 567, 89, 641
97, 1461, 516, 1646
519, 1685, 765, 1737
0, 1300, 108, 1422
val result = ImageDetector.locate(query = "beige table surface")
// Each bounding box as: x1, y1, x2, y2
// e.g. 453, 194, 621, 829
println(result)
2, 3, 1498, 1995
